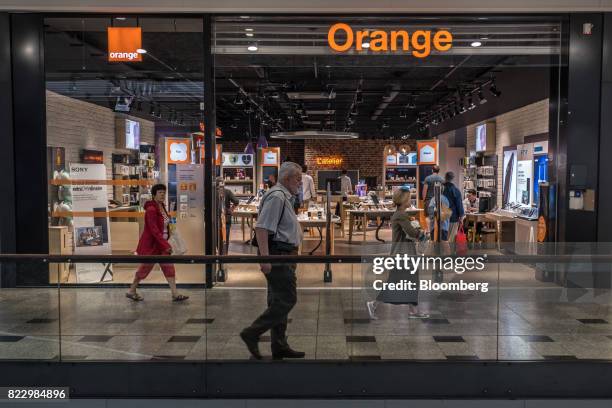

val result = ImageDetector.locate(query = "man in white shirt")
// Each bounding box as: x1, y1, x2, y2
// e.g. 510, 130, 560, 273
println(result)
463, 189, 480, 213
301, 164, 316, 209
339, 169, 352, 197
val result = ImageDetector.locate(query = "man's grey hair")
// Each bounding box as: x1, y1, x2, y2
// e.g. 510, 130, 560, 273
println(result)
278, 161, 302, 182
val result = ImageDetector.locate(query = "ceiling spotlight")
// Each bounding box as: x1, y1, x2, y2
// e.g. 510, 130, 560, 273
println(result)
247, 43, 258, 52
489, 81, 502, 97
478, 89, 488, 104
245, 28, 254, 32
245, 33, 254, 37
361, 41, 371, 49
407, 97, 417, 109
471, 41, 482, 48
382, 120, 390, 129
356, 90, 364, 104
468, 96, 476, 110
231, 122, 238, 129
399, 109, 407, 119
115, 17, 127, 21
233, 92, 244, 105
136, 48, 147, 54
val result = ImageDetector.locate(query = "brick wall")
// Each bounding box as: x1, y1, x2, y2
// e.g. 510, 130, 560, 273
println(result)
46, 91, 155, 196
305, 139, 417, 186
466, 99, 549, 206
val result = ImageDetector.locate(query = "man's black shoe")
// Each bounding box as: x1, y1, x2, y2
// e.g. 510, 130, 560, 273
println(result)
272, 347, 306, 360
240, 330, 262, 360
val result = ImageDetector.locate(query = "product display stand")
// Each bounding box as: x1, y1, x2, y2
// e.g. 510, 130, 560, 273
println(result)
221, 152, 255, 198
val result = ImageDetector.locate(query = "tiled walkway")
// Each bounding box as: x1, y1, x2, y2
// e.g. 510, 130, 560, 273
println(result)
1, 263, 612, 361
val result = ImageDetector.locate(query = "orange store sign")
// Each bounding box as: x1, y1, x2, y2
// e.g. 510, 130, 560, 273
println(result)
108, 27, 142, 62
316, 156, 343, 166
327, 23, 452, 58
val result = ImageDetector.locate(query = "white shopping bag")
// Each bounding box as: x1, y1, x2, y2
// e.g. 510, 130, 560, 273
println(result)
168, 229, 188, 255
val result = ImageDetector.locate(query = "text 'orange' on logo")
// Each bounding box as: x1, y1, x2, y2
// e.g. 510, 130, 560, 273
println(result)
108, 27, 142, 62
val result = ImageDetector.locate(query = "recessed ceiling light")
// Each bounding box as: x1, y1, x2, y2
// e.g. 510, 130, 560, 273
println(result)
245, 33, 254, 37
361, 41, 371, 49
245, 28, 254, 32
480, 36, 489, 40
115, 17, 127, 21
240, 16, 250, 19
471, 41, 482, 47
136, 48, 147, 54
247, 44, 258, 52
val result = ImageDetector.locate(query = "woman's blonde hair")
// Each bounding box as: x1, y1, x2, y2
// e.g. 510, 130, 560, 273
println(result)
392, 188, 411, 206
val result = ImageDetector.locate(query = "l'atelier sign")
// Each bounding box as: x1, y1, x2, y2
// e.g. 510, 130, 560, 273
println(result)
316, 156, 344, 166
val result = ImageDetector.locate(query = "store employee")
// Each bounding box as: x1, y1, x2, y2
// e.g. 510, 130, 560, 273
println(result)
339, 169, 353, 197
464, 189, 479, 213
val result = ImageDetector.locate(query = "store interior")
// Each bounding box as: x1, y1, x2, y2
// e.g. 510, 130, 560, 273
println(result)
43, 16, 561, 285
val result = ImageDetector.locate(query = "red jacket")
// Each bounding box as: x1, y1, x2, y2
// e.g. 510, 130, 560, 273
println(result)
136, 201, 171, 255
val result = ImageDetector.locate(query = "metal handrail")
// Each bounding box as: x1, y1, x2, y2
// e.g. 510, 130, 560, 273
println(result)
0, 253, 611, 264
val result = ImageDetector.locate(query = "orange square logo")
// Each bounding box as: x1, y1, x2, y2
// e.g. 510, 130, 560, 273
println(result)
108, 27, 142, 62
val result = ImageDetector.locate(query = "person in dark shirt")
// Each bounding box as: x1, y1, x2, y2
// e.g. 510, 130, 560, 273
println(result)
422, 166, 444, 235
442, 171, 465, 243
223, 188, 240, 254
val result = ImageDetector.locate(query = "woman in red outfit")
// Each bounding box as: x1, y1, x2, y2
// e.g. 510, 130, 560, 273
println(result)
126, 184, 189, 302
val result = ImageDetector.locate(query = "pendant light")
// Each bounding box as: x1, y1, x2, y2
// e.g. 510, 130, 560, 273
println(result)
244, 113, 255, 154
383, 144, 397, 156
256, 122, 268, 148
398, 144, 411, 155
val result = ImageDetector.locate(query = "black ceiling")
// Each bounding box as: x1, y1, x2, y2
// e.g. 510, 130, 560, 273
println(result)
44, 15, 562, 140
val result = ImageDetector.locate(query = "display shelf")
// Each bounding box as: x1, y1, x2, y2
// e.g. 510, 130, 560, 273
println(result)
224, 179, 254, 184
221, 153, 256, 196
384, 179, 417, 184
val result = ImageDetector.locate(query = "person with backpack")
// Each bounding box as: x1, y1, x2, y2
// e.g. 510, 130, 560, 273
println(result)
427, 189, 451, 242
442, 172, 465, 243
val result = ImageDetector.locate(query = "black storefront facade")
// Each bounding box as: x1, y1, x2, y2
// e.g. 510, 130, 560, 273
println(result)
0, 10, 612, 399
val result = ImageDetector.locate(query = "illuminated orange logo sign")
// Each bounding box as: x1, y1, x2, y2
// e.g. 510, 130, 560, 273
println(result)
328, 23, 452, 58
108, 27, 142, 62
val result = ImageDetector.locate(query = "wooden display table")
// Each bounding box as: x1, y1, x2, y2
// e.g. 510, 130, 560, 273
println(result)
347, 208, 423, 243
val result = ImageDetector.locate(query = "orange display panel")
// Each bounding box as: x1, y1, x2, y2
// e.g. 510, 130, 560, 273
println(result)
108, 27, 142, 62
261, 147, 280, 166
417, 141, 439, 165
166, 138, 191, 164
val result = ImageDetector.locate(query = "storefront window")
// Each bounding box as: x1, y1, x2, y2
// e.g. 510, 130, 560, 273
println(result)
210, 15, 566, 361
213, 15, 561, 261
44, 16, 205, 284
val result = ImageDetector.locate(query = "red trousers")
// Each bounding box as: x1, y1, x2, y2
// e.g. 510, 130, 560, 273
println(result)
135, 263, 176, 280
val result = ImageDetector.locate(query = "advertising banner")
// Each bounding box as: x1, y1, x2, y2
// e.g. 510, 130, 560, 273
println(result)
69, 163, 113, 283
516, 160, 533, 206
176, 164, 205, 255
502, 149, 517, 206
